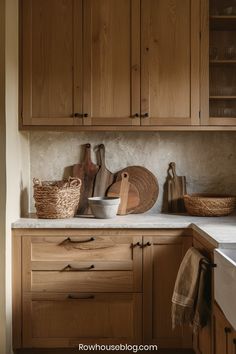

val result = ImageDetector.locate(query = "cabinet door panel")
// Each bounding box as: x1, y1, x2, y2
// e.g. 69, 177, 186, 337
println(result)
23, 293, 142, 347
22, 0, 82, 125
83, 0, 140, 126
141, 0, 200, 126
143, 235, 192, 348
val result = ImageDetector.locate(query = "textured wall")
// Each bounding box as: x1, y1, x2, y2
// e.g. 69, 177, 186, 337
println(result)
30, 131, 236, 213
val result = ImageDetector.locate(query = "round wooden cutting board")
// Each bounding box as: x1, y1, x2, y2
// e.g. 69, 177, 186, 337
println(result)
115, 166, 159, 214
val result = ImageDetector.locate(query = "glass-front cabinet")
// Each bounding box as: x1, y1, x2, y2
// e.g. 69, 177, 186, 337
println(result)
206, 0, 236, 125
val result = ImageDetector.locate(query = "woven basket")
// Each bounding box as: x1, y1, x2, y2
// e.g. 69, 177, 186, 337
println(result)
33, 177, 81, 219
184, 194, 236, 217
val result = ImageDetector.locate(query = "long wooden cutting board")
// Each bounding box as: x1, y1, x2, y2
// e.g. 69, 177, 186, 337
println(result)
167, 162, 187, 213
73, 143, 99, 214
93, 144, 114, 197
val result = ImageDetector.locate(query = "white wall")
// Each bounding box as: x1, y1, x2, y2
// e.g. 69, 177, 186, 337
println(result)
0, 0, 7, 352
4, 0, 30, 353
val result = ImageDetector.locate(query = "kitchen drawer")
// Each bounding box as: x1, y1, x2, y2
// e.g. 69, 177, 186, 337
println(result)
22, 235, 142, 292
23, 235, 140, 262
22, 293, 142, 347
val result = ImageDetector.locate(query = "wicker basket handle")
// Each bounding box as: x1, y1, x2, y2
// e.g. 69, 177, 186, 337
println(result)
33, 178, 42, 187
68, 177, 82, 188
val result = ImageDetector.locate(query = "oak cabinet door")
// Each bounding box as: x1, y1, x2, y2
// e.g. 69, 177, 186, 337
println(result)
21, 0, 83, 126
143, 235, 192, 348
213, 302, 232, 354
83, 0, 140, 126
141, 0, 200, 126
23, 293, 142, 347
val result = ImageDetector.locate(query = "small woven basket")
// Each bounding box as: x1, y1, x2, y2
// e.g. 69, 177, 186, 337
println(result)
33, 177, 82, 219
184, 194, 236, 217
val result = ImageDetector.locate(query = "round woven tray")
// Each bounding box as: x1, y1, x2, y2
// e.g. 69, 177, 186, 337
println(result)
184, 194, 236, 217
33, 177, 81, 219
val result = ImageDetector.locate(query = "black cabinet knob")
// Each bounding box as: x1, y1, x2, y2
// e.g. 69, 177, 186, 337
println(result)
141, 113, 149, 118
84, 113, 88, 117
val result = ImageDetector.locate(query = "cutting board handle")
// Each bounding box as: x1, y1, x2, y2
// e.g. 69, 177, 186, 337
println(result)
168, 162, 177, 179
98, 144, 105, 167
84, 143, 92, 163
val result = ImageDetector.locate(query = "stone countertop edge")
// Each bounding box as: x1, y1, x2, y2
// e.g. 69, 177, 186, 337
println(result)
11, 213, 236, 249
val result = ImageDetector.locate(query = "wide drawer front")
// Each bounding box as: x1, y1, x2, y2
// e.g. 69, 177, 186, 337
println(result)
22, 293, 142, 347
25, 268, 135, 292
23, 235, 138, 262
22, 235, 142, 292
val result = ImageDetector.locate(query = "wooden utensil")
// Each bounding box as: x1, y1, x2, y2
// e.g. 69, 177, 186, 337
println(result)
107, 172, 140, 215
115, 166, 159, 213
73, 143, 99, 214
167, 162, 187, 213
93, 144, 114, 197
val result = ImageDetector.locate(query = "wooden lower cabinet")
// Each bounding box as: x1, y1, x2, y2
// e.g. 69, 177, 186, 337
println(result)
143, 233, 192, 349
12, 228, 194, 351
192, 234, 214, 354
23, 293, 142, 348
213, 302, 236, 354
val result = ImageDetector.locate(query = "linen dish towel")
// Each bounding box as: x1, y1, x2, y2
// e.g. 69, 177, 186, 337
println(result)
172, 247, 211, 333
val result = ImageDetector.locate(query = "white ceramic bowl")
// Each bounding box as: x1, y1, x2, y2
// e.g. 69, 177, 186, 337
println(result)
88, 197, 120, 219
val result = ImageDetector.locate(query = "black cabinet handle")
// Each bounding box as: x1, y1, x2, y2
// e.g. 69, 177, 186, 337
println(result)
143, 242, 152, 247
61, 264, 95, 272
68, 294, 95, 300
59, 237, 95, 246
131, 242, 142, 248
141, 113, 149, 118
225, 327, 232, 334
74, 113, 83, 118
132, 113, 139, 118
84, 113, 88, 117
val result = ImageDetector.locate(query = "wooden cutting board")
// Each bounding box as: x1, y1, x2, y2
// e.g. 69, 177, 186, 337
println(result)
115, 166, 159, 213
167, 162, 187, 213
93, 144, 114, 197
73, 143, 99, 214
107, 172, 140, 215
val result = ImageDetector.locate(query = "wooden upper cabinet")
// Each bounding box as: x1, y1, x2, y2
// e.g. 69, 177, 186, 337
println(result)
21, 0, 83, 126
141, 0, 200, 126
83, 0, 140, 126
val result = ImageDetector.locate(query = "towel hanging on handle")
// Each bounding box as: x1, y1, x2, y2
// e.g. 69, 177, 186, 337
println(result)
171, 247, 212, 333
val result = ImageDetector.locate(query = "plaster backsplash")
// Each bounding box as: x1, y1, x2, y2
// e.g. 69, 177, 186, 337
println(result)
29, 131, 236, 213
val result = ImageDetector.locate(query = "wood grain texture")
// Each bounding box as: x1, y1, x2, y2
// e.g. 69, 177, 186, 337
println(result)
115, 166, 159, 213
108, 172, 140, 215
83, 0, 140, 126
167, 162, 187, 213
73, 144, 99, 214
213, 302, 230, 354
22, 0, 79, 125
22, 293, 142, 348
143, 235, 193, 348
141, 0, 200, 126
93, 144, 114, 197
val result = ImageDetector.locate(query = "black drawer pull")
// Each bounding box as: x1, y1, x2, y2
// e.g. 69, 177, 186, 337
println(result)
68, 294, 95, 300
61, 264, 95, 272
59, 237, 95, 246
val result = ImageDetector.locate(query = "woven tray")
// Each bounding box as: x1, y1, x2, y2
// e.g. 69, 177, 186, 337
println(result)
33, 177, 81, 219
184, 194, 236, 217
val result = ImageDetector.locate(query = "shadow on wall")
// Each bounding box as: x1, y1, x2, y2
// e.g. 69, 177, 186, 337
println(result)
20, 181, 28, 218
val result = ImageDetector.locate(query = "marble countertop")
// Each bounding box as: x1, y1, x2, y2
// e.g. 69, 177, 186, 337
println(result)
12, 213, 236, 248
